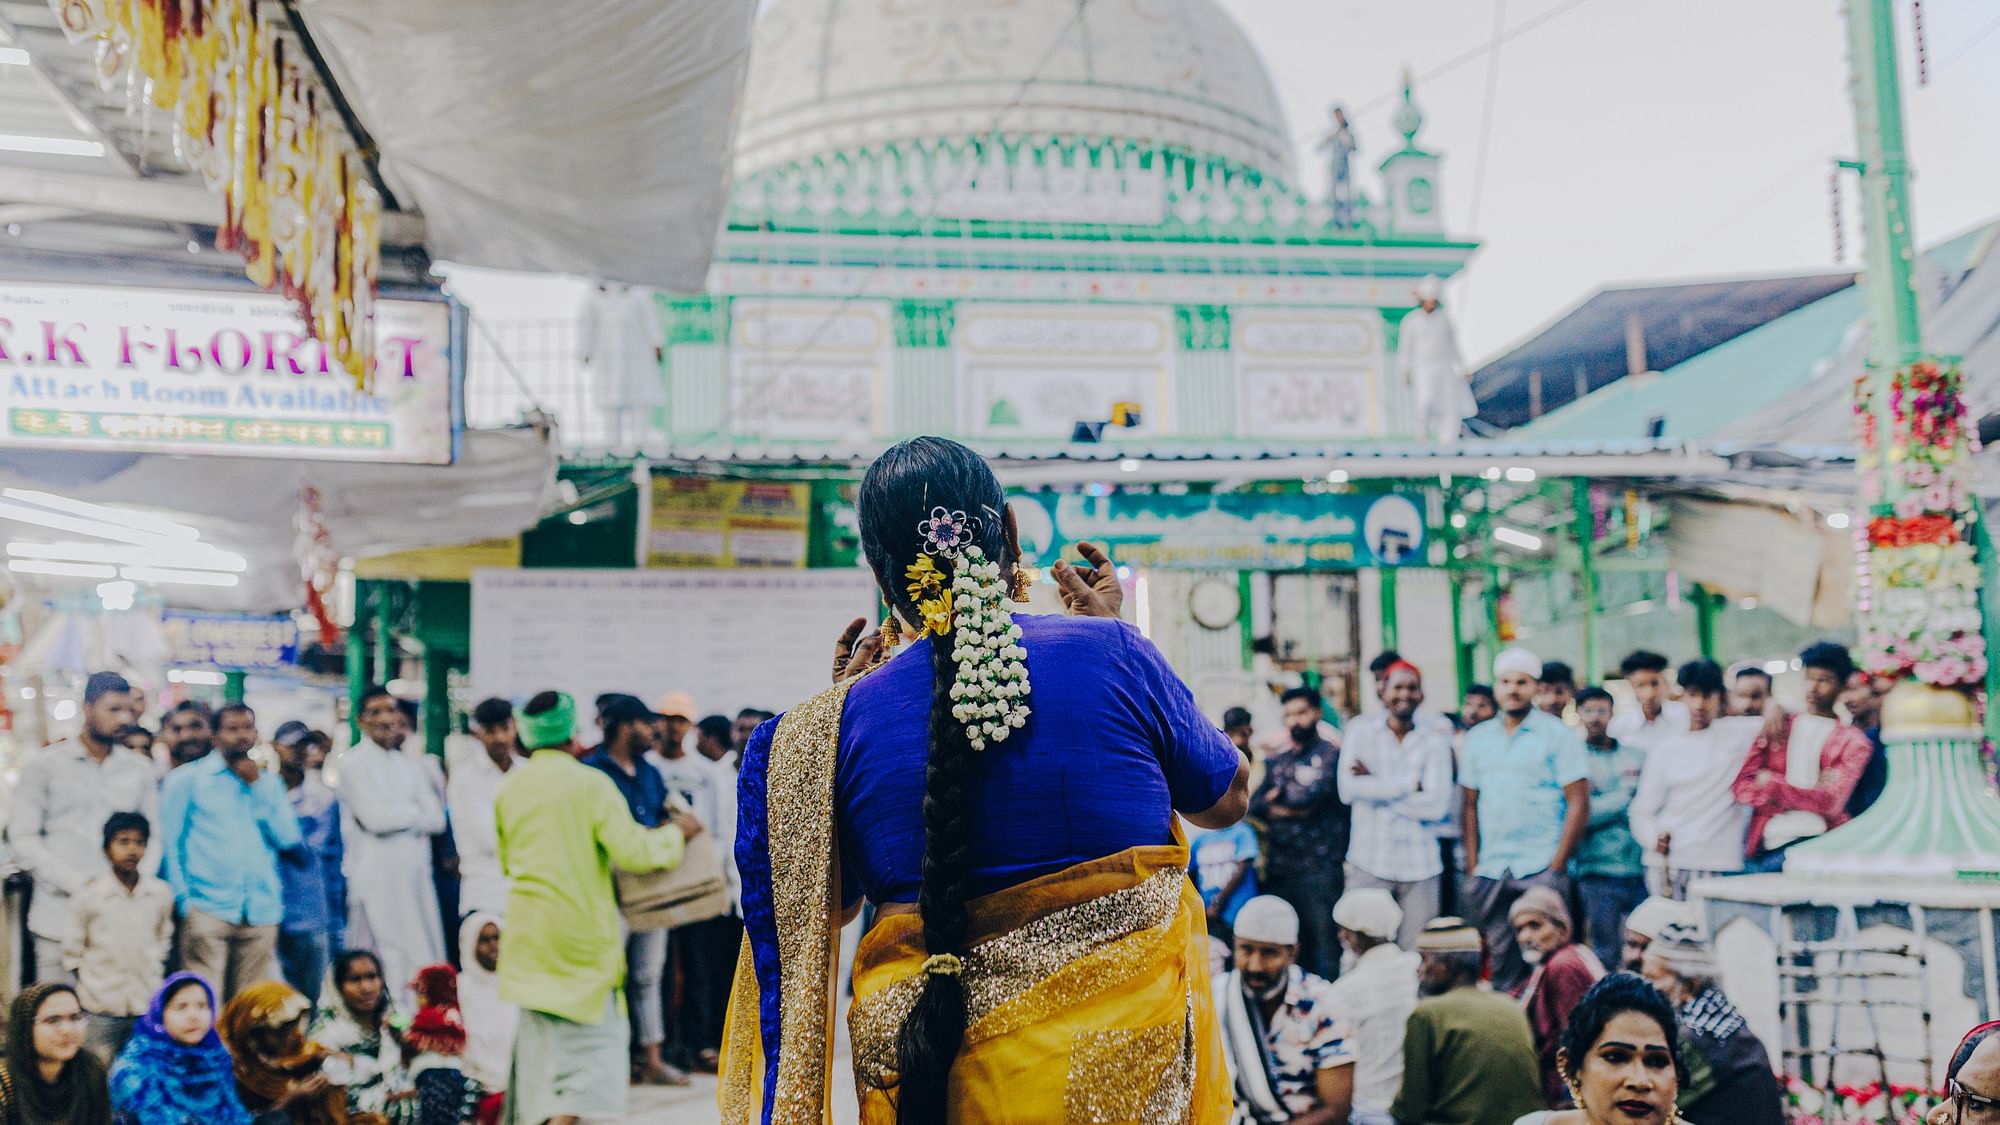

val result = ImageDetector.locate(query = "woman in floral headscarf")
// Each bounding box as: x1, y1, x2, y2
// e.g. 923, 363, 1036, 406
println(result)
109, 973, 251, 1125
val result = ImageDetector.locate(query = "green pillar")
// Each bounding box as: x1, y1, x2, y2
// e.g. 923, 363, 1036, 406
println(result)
1572, 479, 1599, 681
1845, 0, 1925, 373
1481, 567, 1502, 681
373, 585, 396, 690
1378, 568, 1400, 654
424, 649, 452, 763
1980, 519, 2000, 746
346, 591, 372, 745
1693, 584, 1720, 661
1450, 576, 1474, 698
222, 671, 246, 705
1237, 571, 1255, 672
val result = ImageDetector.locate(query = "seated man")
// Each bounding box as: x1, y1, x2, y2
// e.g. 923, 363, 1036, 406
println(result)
1323, 891, 1418, 1125
1212, 896, 1357, 1124
1391, 919, 1545, 1125
1638, 921, 1785, 1125
1619, 896, 1694, 972
1509, 886, 1606, 1108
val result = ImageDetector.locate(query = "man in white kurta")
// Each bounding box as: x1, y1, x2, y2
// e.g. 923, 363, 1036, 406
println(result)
1397, 275, 1476, 444
334, 689, 446, 1007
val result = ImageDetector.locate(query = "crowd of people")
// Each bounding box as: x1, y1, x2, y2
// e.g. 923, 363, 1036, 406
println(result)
0, 669, 767, 1123
1192, 638, 1896, 1123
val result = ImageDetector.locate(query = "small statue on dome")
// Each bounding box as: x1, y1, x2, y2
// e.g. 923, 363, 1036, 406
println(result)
1318, 104, 1359, 228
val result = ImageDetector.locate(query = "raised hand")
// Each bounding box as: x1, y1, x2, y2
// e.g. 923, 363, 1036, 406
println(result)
1052, 541, 1123, 619
832, 617, 887, 684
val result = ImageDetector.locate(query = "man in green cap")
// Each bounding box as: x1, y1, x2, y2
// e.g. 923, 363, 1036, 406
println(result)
496, 690, 702, 1125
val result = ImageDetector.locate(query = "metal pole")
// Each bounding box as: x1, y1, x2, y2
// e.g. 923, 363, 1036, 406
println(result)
1450, 575, 1473, 701
1379, 568, 1400, 654
423, 647, 452, 763
1572, 478, 1598, 681
1845, 0, 1925, 371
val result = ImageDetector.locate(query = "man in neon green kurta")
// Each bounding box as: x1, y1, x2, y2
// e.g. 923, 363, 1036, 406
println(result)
495, 691, 700, 1125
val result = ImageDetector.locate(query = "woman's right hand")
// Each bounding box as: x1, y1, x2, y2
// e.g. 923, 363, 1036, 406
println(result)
1053, 542, 1123, 619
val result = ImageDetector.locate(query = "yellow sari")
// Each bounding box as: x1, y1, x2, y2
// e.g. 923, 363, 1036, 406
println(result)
719, 681, 1232, 1125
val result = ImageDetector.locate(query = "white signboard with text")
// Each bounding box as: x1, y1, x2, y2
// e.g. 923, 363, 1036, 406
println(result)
0, 281, 457, 463
729, 298, 889, 439
1233, 308, 1385, 438
957, 303, 1171, 437
469, 567, 880, 723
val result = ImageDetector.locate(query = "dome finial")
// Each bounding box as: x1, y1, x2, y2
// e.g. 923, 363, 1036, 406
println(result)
1394, 67, 1425, 151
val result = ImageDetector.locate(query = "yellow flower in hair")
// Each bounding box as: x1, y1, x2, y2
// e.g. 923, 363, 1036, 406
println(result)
905, 556, 945, 599
917, 597, 953, 637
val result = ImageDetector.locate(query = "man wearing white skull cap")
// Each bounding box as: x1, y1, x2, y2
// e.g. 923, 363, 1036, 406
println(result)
1324, 891, 1420, 1125
1213, 896, 1358, 1123
1458, 647, 1591, 992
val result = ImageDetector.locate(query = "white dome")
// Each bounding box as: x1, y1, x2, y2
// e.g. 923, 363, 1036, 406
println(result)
736, 0, 1297, 183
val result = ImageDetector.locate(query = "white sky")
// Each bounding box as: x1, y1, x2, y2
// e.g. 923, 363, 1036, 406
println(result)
446, 0, 2000, 364
1226, 0, 2000, 358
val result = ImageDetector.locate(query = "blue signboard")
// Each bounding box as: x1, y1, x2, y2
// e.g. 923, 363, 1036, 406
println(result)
161, 610, 301, 671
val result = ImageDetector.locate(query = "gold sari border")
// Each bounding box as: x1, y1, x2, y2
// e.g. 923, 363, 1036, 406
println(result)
765, 678, 856, 1125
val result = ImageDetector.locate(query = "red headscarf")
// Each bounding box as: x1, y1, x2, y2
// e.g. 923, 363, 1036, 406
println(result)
405, 965, 466, 1058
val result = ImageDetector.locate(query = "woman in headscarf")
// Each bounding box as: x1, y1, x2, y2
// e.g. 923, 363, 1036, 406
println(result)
307, 953, 413, 1125
453, 914, 514, 1100
722, 437, 1250, 1123
0, 983, 112, 1125
109, 973, 251, 1125
217, 982, 358, 1125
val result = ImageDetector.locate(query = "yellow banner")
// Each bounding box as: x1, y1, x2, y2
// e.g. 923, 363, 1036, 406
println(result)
649, 479, 810, 568
355, 537, 522, 581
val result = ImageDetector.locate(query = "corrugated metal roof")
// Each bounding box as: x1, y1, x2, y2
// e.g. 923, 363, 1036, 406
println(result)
1471, 270, 1857, 428
1517, 285, 1866, 443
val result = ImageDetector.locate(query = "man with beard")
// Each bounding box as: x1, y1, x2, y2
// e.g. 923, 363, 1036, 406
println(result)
159, 700, 216, 774
1391, 919, 1544, 1125
1211, 896, 1357, 1124
1508, 886, 1606, 1107
1459, 648, 1589, 992
1733, 641, 1875, 872
334, 686, 446, 1008
10, 671, 158, 983
1251, 688, 1350, 978
730, 708, 771, 755
161, 702, 301, 1001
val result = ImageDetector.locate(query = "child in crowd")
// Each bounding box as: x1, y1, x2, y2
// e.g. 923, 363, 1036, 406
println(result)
406, 964, 483, 1125
65, 813, 174, 1065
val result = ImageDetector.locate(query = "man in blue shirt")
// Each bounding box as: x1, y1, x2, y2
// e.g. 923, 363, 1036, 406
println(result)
1459, 648, 1590, 992
1191, 817, 1260, 938
274, 720, 344, 1006
1574, 688, 1648, 971
583, 694, 687, 1087
159, 702, 303, 1002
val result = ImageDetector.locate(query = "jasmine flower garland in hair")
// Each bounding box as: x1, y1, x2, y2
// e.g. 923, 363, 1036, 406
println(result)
944, 546, 1030, 751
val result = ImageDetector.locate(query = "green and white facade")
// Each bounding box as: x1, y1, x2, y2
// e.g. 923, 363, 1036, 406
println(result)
655, 0, 1477, 449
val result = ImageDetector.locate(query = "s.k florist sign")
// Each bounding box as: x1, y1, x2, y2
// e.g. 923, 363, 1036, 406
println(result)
0, 281, 457, 464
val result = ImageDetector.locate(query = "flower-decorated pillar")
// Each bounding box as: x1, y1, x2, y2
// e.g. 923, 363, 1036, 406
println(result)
1786, 0, 1996, 878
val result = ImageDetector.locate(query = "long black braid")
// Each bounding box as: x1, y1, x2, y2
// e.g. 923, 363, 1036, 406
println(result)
857, 437, 1012, 1124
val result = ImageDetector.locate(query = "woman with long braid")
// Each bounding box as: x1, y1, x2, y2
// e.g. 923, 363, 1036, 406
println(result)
722, 436, 1248, 1123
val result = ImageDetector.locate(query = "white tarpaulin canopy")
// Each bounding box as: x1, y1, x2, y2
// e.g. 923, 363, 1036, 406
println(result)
0, 427, 558, 613
296, 0, 758, 290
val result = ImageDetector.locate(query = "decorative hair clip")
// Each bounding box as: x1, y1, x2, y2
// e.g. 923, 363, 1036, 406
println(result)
918, 507, 974, 559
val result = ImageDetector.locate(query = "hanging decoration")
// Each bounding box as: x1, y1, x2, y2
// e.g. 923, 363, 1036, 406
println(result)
294, 484, 340, 645
50, 0, 383, 390
1852, 359, 1986, 687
